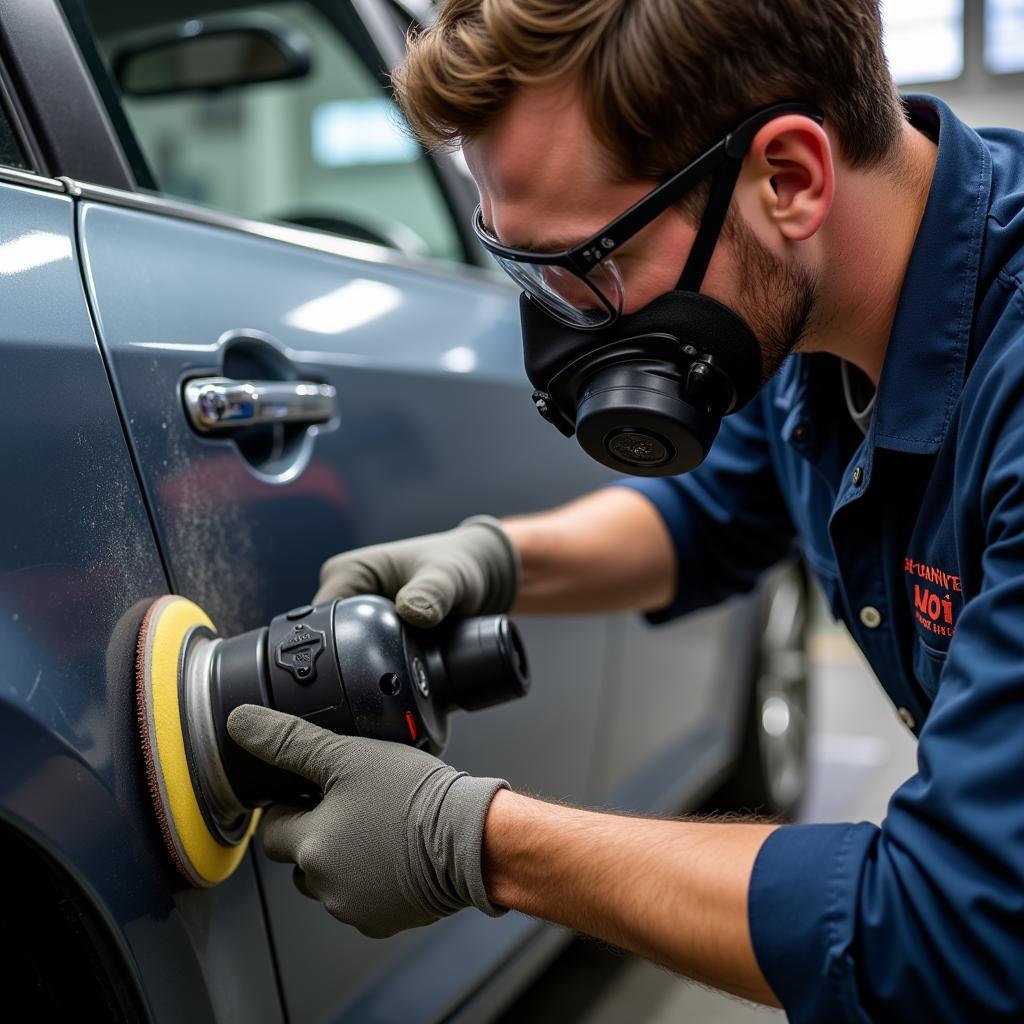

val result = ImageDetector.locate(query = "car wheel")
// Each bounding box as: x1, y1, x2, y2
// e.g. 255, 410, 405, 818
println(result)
704, 561, 811, 820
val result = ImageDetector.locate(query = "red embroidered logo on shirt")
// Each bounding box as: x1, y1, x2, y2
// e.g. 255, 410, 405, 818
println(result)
904, 558, 961, 639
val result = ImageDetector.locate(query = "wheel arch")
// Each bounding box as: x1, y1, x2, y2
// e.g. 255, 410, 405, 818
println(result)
0, 809, 150, 1021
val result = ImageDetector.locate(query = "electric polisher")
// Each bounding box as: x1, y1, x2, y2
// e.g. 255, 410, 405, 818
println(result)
135, 594, 530, 888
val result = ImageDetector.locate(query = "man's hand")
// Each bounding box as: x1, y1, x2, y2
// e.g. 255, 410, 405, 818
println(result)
314, 516, 519, 628
227, 705, 508, 938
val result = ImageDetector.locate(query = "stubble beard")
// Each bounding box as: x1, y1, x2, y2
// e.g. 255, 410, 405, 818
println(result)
727, 215, 820, 389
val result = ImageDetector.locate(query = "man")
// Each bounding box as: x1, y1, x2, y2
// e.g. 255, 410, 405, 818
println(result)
226, 1, 1024, 1019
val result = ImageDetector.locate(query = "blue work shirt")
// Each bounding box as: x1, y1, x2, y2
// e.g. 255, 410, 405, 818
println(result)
618, 95, 1024, 1022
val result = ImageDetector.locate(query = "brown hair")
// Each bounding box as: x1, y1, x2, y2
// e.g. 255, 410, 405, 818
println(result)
393, 0, 905, 195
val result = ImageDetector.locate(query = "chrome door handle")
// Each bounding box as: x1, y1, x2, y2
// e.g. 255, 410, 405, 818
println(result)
184, 377, 337, 434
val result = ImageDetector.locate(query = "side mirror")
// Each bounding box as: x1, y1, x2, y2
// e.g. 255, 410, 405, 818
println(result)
113, 13, 312, 98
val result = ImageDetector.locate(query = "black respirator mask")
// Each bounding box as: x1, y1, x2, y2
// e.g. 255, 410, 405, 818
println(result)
474, 102, 823, 476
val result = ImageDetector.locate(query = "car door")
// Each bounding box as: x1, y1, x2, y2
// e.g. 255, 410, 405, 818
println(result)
0, 107, 284, 1024
77, 199, 627, 1020
53, 0, 755, 1018
58, 2, 622, 1019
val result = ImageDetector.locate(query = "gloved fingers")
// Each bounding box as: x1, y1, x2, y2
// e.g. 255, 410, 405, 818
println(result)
394, 562, 462, 627
227, 704, 347, 786
259, 803, 309, 863
314, 552, 389, 605
292, 865, 317, 901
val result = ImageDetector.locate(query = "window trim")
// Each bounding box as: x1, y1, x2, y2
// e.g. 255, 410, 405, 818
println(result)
61, 174, 513, 290
0, 0, 134, 188
0, 163, 64, 192
56, 0, 156, 188
0, 159, 508, 293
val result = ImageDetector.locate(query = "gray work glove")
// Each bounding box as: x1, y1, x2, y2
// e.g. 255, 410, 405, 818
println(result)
314, 515, 520, 628
227, 704, 509, 938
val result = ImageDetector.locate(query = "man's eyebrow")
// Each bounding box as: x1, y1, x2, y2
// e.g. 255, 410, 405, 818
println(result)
481, 218, 583, 253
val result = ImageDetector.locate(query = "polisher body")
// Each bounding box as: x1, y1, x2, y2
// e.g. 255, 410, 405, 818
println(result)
136, 593, 529, 888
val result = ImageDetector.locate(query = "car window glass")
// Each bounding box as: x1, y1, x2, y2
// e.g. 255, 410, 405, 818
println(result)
77, 0, 464, 262
0, 101, 29, 170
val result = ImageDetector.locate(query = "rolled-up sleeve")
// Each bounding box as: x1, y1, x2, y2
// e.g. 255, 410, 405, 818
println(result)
613, 393, 796, 622
749, 399, 1024, 1022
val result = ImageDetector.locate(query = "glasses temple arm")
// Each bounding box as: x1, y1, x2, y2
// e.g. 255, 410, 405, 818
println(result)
569, 144, 728, 269
565, 104, 822, 274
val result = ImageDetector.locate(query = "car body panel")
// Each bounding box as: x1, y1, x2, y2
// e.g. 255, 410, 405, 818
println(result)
75, 196, 748, 1020
0, 179, 282, 1023
595, 604, 756, 810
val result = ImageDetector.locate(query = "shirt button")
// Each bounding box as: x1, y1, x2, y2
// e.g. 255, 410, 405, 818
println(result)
859, 605, 882, 629
792, 423, 808, 442
898, 706, 917, 730
852, 466, 864, 486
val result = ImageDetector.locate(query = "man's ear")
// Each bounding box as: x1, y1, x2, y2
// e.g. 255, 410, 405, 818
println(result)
747, 115, 834, 241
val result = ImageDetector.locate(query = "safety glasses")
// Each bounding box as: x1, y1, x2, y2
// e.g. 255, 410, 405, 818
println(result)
473, 101, 824, 330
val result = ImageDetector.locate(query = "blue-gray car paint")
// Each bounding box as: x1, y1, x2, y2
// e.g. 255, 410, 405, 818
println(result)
0, 180, 285, 1023
70, 196, 753, 1022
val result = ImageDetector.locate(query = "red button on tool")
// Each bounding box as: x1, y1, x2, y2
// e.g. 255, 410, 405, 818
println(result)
404, 711, 418, 741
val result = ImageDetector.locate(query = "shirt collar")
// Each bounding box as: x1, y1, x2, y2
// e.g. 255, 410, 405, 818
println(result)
872, 95, 992, 454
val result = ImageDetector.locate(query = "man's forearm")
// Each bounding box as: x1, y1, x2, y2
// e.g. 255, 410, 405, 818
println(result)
481, 790, 781, 1007
502, 487, 676, 615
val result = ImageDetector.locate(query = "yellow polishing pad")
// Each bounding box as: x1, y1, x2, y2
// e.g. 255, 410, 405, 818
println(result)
137, 595, 259, 887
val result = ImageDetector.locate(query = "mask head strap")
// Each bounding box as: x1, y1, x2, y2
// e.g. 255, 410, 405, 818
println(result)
675, 101, 824, 294
676, 154, 745, 293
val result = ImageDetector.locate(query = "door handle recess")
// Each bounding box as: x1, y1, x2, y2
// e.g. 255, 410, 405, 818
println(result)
184, 377, 336, 434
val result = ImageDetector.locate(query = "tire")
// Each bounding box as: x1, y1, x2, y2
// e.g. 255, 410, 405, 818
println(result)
704, 561, 811, 820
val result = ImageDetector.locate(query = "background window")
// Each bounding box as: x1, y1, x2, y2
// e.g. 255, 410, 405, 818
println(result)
986, 0, 1024, 74
882, 0, 965, 85
80, 1, 464, 262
